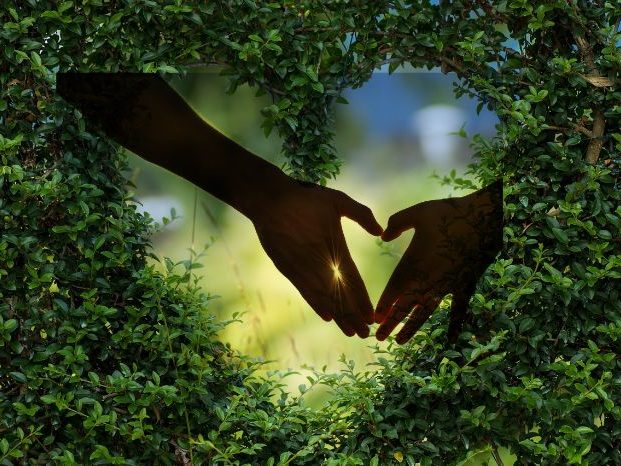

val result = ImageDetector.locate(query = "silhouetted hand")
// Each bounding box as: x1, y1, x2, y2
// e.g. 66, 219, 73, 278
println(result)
375, 181, 503, 344
56, 73, 382, 338
249, 179, 383, 338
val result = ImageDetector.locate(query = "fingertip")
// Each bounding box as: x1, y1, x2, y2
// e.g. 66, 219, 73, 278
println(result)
371, 223, 384, 237
341, 311, 370, 339
380, 229, 399, 242
310, 303, 333, 322
366, 215, 384, 236
352, 315, 372, 338
338, 194, 383, 236
395, 331, 411, 345
360, 207, 383, 237
351, 292, 375, 326
333, 314, 356, 337
376, 320, 396, 341
375, 329, 389, 341
341, 324, 356, 337
382, 205, 421, 241
361, 213, 384, 237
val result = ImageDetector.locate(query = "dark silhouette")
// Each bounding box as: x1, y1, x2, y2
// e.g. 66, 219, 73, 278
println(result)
375, 181, 503, 343
56, 73, 503, 344
56, 73, 382, 338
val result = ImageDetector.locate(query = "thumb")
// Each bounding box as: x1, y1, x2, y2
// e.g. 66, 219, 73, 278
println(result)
337, 193, 383, 236
381, 203, 425, 242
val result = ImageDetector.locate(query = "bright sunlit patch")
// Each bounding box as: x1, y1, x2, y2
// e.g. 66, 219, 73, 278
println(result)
331, 261, 343, 282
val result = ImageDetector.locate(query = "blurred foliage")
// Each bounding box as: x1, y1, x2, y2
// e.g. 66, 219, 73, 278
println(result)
1, 1, 621, 465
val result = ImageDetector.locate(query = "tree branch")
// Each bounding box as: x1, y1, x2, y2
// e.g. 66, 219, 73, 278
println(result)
439, 56, 465, 75
574, 34, 597, 74
586, 109, 606, 164
543, 124, 594, 138
574, 33, 607, 164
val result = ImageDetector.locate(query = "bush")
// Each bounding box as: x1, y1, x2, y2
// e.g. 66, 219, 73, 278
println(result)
1, 1, 620, 465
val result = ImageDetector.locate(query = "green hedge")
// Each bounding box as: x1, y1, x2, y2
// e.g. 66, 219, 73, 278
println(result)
1, 1, 620, 465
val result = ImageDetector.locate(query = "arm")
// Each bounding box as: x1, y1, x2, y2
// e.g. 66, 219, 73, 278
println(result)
56, 73, 288, 219
56, 73, 383, 338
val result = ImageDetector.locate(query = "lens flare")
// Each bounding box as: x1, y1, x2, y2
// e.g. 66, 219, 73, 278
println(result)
331, 261, 343, 282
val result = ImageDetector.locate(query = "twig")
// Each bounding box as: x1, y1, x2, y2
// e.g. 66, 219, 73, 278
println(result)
543, 124, 593, 138
586, 109, 606, 164
574, 34, 597, 74
491, 445, 505, 466
439, 56, 465, 75
574, 33, 607, 164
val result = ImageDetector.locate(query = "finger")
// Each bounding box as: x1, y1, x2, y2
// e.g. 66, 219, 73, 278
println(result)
277, 245, 362, 337
332, 314, 358, 337
325, 266, 371, 338
376, 292, 421, 341
324, 222, 373, 337
330, 287, 369, 338
395, 297, 442, 344
375, 258, 414, 324
337, 193, 383, 236
301, 264, 361, 337
381, 203, 425, 242
327, 290, 359, 337
299, 283, 358, 337
339, 294, 372, 338
297, 285, 333, 322
338, 253, 374, 326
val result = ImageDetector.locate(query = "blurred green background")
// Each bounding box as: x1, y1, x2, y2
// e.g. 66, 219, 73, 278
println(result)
126, 68, 497, 399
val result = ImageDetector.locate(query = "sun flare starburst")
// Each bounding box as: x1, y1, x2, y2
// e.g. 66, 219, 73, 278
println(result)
331, 261, 343, 282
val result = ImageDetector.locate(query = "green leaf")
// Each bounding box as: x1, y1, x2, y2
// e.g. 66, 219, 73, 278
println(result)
157, 65, 179, 73
598, 230, 612, 240
9, 372, 26, 383
311, 81, 324, 93
40, 394, 56, 404
265, 43, 282, 53
551, 227, 569, 243
30, 51, 42, 66
4, 319, 18, 332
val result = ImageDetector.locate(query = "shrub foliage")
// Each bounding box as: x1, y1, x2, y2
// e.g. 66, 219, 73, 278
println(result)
1, 1, 620, 465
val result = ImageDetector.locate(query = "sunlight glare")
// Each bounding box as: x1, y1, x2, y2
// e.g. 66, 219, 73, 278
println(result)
331, 261, 343, 282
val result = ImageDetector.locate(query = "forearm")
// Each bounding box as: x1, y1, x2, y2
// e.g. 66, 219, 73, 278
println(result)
56, 73, 292, 218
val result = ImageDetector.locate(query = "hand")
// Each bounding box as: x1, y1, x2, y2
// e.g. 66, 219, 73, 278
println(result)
375, 181, 503, 344
56, 73, 384, 337
249, 180, 383, 338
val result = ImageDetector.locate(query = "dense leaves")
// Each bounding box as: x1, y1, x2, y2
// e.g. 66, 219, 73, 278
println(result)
1, 0, 620, 465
